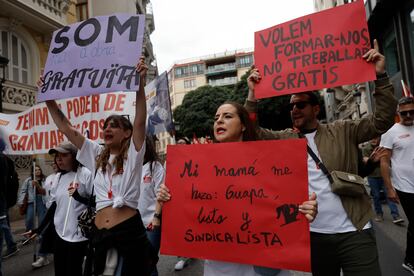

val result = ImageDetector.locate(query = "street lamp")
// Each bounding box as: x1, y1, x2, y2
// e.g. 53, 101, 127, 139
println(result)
0, 55, 10, 113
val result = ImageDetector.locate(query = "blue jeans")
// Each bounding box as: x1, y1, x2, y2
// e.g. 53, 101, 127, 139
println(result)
25, 195, 46, 231
1, 211, 16, 251
368, 177, 399, 217
146, 228, 161, 276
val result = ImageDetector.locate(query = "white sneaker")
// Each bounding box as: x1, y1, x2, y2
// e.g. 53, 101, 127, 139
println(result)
174, 260, 187, 271
32, 256, 50, 268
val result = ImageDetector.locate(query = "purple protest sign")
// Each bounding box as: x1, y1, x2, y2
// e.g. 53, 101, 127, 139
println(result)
37, 14, 145, 102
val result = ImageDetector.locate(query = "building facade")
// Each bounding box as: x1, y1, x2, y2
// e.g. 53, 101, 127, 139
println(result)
315, 0, 414, 121
86, 0, 157, 80
0, 0, 76, 219
314, 0, 372, 122
156, 49, 254, 154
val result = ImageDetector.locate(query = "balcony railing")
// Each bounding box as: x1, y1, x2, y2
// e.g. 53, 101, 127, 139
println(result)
14, 0, 70, 28
2, 80, 36, 111
208, 77, 238, 87
205, 63, 236, 75
35, 0, 70, 17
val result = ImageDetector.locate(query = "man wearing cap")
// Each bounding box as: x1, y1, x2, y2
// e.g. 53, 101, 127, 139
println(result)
380, 96, 414, 274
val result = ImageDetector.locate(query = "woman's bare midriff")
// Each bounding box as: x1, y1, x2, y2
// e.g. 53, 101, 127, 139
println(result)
95, 205, 137, 229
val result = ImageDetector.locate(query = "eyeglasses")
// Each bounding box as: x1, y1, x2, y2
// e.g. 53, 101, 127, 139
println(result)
288, 101, 311, 111
399, 110, 414, 117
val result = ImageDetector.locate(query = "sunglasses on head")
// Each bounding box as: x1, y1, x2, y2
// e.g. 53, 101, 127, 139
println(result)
288, 101, 311, 111
399, 110, 414, 117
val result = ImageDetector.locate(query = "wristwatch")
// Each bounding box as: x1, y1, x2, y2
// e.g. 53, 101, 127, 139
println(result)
154, 212, 162, 219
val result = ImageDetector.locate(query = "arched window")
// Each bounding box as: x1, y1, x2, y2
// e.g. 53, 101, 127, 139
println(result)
0, 31, 30, 84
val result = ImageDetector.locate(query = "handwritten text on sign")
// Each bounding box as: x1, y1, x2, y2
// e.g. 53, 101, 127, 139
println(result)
254, 1, 375, 99
161, 140, 310, 272
38, 14, 145, 102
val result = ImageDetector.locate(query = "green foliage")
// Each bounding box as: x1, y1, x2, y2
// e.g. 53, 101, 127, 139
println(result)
230, 70, 293, 130
173, 70, 327, 139
174, 85, 232, 138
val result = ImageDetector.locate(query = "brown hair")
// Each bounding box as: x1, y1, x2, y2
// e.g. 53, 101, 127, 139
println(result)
96, 115, 133, 174
214, 101, 257, 142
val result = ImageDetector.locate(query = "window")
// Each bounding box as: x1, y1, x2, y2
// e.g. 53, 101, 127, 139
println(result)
238, 55, 253, 67
383, 28, 400, 77
184, 79, 196, 89
0, 31, 30, 84
76, 1, 89, 21
175, 66, 189, 78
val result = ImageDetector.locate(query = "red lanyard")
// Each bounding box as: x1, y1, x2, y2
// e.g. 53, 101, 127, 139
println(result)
106, 164, 115, 199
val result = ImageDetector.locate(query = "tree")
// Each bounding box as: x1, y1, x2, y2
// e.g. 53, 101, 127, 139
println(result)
230, 70, 292, 130
174, 85, 232, 138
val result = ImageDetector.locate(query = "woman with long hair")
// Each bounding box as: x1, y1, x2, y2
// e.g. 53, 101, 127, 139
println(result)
42, 58, 157, 275
18, 164, 47, 232
158, 101, 317, 276
26, 142, 93, 275
138, 136, 165, 276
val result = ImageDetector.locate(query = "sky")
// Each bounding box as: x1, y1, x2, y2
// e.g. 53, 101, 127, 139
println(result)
150, 0, 316, 72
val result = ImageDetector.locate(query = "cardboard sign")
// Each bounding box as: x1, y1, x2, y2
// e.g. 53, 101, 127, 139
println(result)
254, 1, 375, 99
161, 139, 311, 272
38, 14, 145, 102
0, 92, 136, 155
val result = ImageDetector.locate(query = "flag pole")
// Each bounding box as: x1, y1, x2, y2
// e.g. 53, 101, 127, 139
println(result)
402, 80, 409, 97
32, 160, 37, 262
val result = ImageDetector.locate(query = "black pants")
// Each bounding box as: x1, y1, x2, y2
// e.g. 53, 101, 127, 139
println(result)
54, 235, 88, 276
311, 229, 381, 276
92, 213, 158, 276
39, 222, 56, 255
396, 189, 414, 263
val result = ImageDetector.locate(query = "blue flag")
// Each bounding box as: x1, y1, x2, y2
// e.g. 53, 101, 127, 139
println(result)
145, 71, 174, 135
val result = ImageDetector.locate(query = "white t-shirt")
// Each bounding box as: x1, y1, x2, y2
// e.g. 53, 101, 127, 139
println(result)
380, 123, 414, 193
138, 161, 165, 227
305, 132, 370, 233
76, 138, 146, 211
44, 173, 57, 209
204, 260, 291, 276
51, 167, 92, 242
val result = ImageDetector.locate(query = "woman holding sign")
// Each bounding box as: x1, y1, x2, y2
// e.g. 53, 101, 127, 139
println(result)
41, 58, 157, 276
158, 102, 318, 276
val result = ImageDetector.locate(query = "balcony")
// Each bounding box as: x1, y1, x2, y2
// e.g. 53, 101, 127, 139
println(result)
208, 77, 238, 87
205, 63, 236, 76
0, 0, 70, 32
2, 80, 36, 112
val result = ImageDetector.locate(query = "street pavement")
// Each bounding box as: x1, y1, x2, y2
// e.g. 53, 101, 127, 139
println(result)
2, 204, 412, 276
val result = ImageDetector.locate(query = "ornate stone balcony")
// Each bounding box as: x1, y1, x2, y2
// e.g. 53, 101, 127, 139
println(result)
1, 80, 36, 112
0, 0, 71, 32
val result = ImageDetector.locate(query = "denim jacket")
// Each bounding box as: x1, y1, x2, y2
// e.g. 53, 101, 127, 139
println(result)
17, 177, 46, 206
